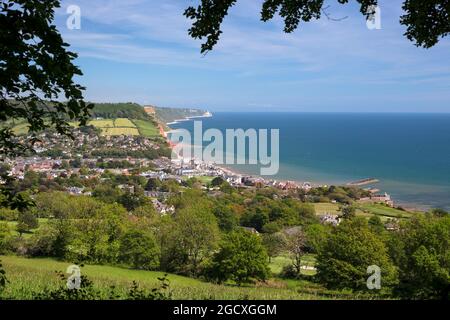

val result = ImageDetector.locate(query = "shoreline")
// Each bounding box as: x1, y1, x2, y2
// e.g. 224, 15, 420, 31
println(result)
172, 152, 432, 212
169, 150, 431, 212
163, 114, 436, 213
216, 163, 430, 212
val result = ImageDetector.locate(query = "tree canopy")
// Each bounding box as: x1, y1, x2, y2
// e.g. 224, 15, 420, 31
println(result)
205, 229, 270, 285
316, 217, 398, 292
389, 214, 450, 299
185, 0, 450, 53
0, 0, 92, 156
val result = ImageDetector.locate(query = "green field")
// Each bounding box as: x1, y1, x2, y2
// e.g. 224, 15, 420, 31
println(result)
132, 119, 160, 137
0, 255, 362, 300
7, 117, 158, 138
313, 203, 341, 215
5, 218, 48, 239
86, 118, 140, 136
314, 202, 417, 222
3, 119, 43, 135
181, 176, 216, 184
89, 119, 115, 128
88, 118, 156, 137
11, 122, 30, 135
313, 203, 368, 216
101, 127, 140, 136
114, 118, 136, 128
357, 203, 415, 219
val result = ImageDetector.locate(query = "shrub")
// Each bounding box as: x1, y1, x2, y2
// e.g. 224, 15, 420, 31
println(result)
280, 264, 300, 279
16, 210, 39, 236
0, 259, 8, 294
0, 208, 19, 221
0, 222, 12, 254
26, 225, 58, 257
127, 275, 171, 300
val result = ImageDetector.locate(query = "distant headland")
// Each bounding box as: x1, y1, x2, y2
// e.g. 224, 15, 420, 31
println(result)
143, 105, 211, 125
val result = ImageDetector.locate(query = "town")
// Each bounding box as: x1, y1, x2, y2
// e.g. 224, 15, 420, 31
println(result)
1, 123, 395, 223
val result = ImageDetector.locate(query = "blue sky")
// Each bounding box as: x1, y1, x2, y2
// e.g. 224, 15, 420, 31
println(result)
55, 0, 450, 112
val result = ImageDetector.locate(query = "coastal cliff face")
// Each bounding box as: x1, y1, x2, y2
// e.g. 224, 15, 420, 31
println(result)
153, 106, 209, 124
143, 106, 156, 115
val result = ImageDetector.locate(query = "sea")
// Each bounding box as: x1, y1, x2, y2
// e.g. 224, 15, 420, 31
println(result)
169, 112, 450, 211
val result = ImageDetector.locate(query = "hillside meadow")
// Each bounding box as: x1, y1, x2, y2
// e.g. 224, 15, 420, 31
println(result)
0, 255, 369, 300
6, 114, 160, 138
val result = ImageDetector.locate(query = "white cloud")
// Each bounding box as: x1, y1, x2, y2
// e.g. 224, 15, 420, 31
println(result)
55, 0, 450, 110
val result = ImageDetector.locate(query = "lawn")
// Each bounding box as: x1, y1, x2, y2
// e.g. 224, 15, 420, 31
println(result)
132, 119, 160, 137
0, 255, 344, 300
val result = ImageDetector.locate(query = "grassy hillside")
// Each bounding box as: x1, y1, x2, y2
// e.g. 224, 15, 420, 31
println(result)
14, 116, 159, 138
132, 119, 160, 137
88, 119, 114, 128
3, 103, 207, 136
86, 118, 140, 136
114, 118, 136, 127
0, 255, 361, 300
10, 121, 30, 135
102, 127, 140, 136
90, 103, 149, 121
89, 103, 208, 126
86, 118, 160, 137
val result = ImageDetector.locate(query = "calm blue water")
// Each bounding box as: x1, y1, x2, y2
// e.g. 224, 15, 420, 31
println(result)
170, 113, 450, 210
